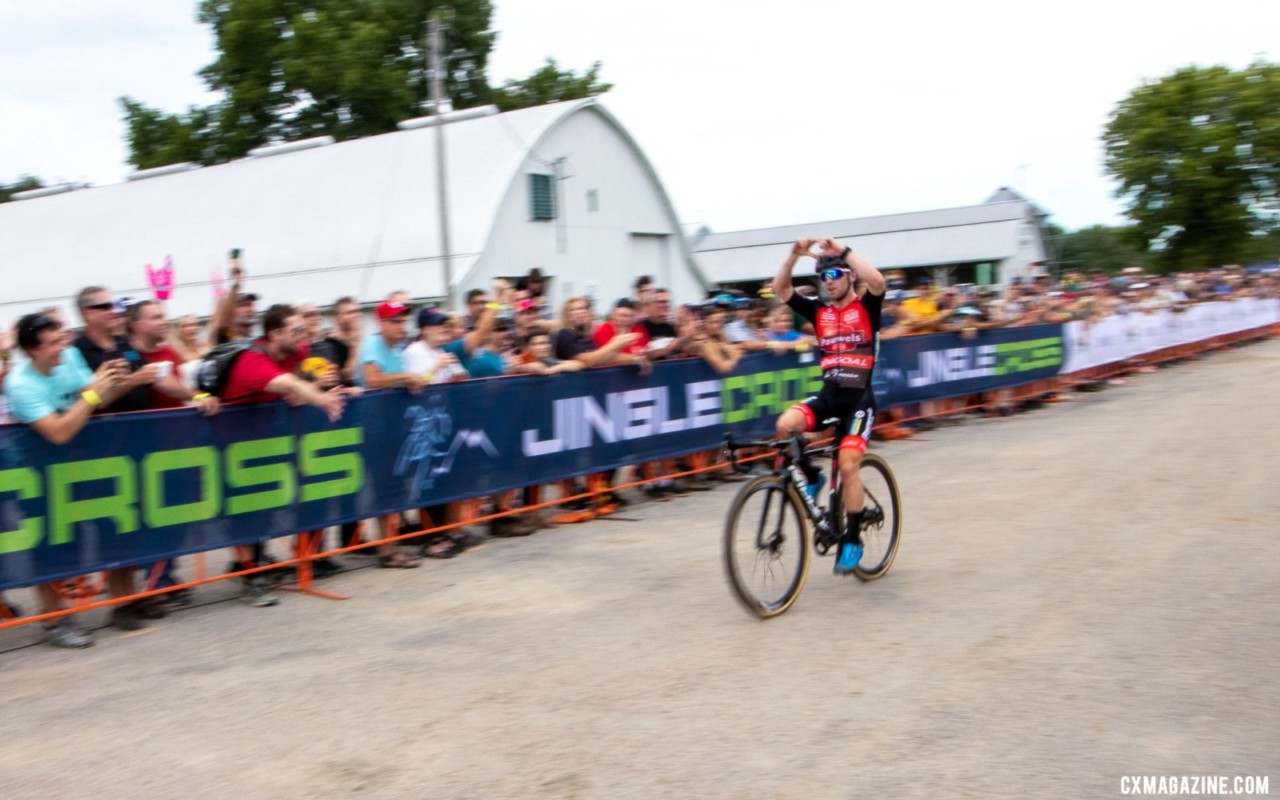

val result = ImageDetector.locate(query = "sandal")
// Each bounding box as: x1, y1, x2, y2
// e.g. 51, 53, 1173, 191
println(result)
421, 534, 465, 559
378, 551, 421, 569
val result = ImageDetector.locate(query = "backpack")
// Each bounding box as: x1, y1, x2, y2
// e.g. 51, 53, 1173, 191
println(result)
196, 339, 264, 398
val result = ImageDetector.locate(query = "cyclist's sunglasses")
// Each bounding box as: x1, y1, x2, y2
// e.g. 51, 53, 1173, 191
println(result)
818, 267, 849, 282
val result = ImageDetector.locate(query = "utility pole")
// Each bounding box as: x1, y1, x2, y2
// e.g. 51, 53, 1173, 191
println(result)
428, 11, 455, 309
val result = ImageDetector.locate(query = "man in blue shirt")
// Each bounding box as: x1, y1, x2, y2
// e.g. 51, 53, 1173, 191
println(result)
5, 312, 124, 648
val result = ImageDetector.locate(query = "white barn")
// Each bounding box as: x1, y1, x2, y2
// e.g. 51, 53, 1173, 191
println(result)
690, 188, 1055, 290
0, 97, 707, 324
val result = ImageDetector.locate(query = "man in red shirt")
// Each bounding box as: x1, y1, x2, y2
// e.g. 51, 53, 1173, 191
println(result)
220, 304, 349, 605
127, 300, 220, 412
591, 298, 651, 370
222, 304, 346, 418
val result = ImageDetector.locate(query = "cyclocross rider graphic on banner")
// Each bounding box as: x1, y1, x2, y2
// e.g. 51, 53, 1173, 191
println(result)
772, 237, 887, 575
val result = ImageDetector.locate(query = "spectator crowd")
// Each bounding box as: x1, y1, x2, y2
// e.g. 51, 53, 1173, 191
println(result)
1, 253, 1276, 650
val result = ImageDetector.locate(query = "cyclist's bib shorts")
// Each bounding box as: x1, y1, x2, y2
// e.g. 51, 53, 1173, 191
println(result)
790, 382, 876, 454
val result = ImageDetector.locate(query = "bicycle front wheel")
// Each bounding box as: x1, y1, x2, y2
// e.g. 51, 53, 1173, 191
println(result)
723, 475, 812, 618
854, 453, 902, 581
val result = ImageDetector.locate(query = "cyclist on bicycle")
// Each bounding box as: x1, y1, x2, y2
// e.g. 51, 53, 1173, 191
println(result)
772, 237, 886, 574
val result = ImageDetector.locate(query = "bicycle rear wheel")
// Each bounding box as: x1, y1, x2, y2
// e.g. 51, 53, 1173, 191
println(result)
854, 453, 902, 581
723, 475, 812, 618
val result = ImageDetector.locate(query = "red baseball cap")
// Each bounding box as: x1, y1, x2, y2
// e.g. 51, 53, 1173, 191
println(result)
376, 301, 409, 320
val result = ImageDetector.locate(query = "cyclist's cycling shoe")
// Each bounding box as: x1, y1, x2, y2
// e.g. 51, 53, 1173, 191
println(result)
833, 540, 863, 575
803, 474, 825, 504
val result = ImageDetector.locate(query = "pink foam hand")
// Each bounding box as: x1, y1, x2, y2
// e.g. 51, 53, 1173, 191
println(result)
146, 256, 176, 300
211, 265, 227, 298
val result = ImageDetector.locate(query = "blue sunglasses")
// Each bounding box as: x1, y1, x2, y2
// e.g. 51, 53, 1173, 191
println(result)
819, 267, 849, 282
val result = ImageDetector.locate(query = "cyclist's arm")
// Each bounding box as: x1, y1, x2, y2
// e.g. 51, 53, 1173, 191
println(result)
772, 238, 814, 303
842, 248, 886, 297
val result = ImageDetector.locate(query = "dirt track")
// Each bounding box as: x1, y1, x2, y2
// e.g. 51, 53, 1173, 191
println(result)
2, 338, 1278, 799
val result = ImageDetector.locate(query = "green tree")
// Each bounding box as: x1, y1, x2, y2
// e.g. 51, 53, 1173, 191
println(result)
1103, 60, 1280, 272
490, 58, 611, 112
0, 176, 44, 204
123, 0, 497, 167
1052, 223, 1150, 274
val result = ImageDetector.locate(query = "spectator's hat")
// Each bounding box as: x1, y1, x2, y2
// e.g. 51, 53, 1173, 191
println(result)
376, 300, 410, 320
417, 307, 448, 328
615, 297, 638, 310
236, 291, 259, 304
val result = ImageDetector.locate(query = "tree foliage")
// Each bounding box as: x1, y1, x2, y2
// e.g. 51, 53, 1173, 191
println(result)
1051, 223, 1149, 274
121, 1, 611, 170
1103, 61, 1280, 271
0, 176, 44, 204
490, 59, 611, 112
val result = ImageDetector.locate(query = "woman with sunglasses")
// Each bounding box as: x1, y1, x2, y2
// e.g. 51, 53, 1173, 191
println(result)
771, 237, 887, 575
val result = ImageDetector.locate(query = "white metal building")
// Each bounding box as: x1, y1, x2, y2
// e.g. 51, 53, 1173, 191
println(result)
690, 188, 1054, 290
0, 97, 707, 323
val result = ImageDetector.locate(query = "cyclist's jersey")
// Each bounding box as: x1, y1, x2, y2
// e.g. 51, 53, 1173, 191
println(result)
786, 290, 884, 389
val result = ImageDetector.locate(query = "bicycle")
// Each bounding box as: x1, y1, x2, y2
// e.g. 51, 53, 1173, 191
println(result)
721, 432, 902, 618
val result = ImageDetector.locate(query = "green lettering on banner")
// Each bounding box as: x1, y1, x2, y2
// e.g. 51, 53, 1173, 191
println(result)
723, 365, 821, 424
0, 467, 43, 555
993, 337, 1064, 375
142, 447, 221, 528
751, 371, 781, 420
721, 376, 752, 424
300, 428, 364, 502
225, 437, 296, 515
48, 457, 138, 546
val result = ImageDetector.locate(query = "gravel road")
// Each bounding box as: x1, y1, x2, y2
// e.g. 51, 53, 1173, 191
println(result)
2, 338, 1278, 799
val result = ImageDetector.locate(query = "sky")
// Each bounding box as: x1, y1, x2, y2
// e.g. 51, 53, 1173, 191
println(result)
1, 0, 1275, 234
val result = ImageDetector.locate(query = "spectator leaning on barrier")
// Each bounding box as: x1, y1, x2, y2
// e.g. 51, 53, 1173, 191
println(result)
353, 300, 433, 568
592, 298, 651, 371
222, 304, 354, 597
127, 300, 220, 413
125, 299, 219, 608
403, 308, 467, 383
691, 302, 744, 374
5, 312, 126, 647
309, 296, 362, 387
641, 288, 688, 360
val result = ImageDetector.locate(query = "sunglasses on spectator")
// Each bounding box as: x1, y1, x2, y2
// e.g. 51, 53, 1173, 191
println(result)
82, 302, 115, 311
819, 268, 849, 282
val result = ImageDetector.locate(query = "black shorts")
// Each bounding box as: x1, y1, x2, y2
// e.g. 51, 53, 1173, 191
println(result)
789, 383, 876, 454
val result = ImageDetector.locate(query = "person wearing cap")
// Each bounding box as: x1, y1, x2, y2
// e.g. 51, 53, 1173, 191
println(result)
355, 301, 426, 393
771, 236, 886, 576
403, 307, 467, 384
5, 311, 128, 648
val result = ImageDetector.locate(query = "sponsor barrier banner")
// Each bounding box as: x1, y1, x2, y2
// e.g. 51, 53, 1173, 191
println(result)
2, 309, 1267, 590
0, 354, 825, 589
1061, 297, 1280, 373
872, 323, 1065, 404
